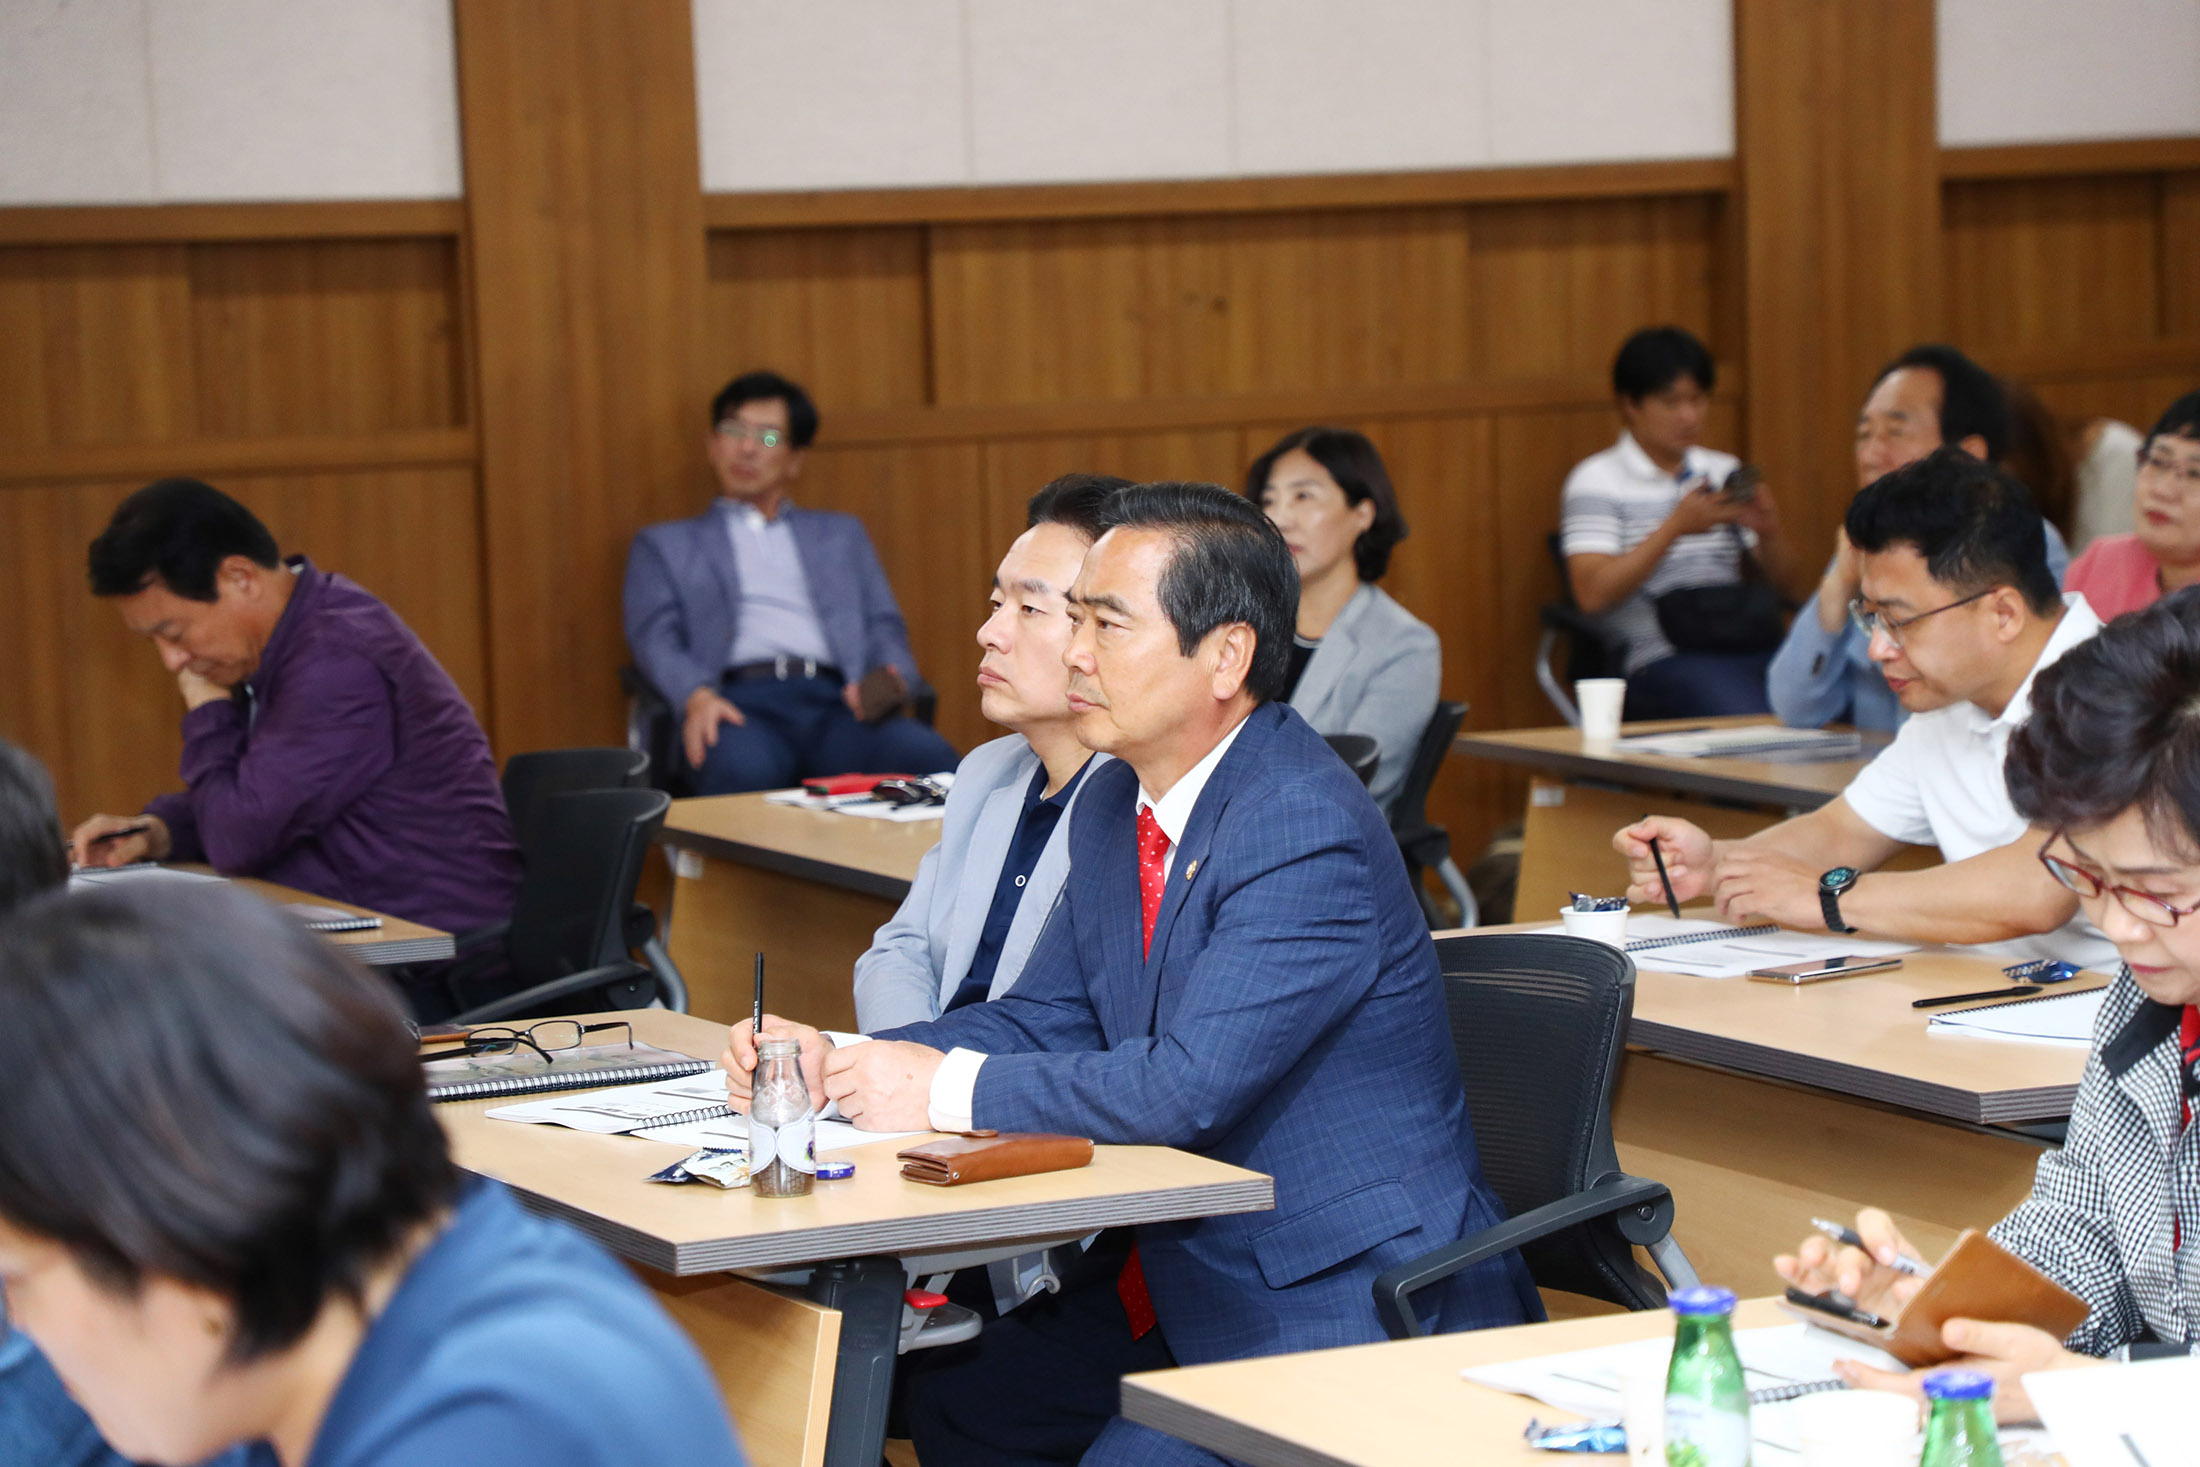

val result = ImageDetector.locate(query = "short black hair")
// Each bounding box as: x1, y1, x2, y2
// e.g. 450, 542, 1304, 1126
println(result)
1242, 426, 1411, 582
2148, 390, 2200, 445
1845, 446, 2061, 615
1872, 344, 2010, 464
0, 885, 459, 1364
2007, 586, 2200, 859
87, 478, 281, 601
710, 369, 819, 449
1026, 473, 1133, 540
1611, 326, 1715, 401
1095, 482, 1297, 704
0, 741, 65, 915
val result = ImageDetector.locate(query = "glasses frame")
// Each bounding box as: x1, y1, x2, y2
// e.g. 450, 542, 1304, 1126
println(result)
1847, 586, 1995, 648
2035, 830, 2200, 929
420, 1019, 634, 1066
2137, 440, 2200, 492
714, 421, 789, 450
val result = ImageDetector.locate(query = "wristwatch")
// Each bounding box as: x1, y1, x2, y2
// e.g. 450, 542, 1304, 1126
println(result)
1819, 867, 1860, 934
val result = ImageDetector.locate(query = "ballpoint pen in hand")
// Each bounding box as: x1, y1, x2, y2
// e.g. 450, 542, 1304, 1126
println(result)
1811, 1216, 1929, 1277
1643, 817, 1683, 920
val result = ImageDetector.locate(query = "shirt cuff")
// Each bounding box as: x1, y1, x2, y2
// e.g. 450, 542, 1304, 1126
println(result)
823, 1031, 868, 1050
928, 1047, 987, 1133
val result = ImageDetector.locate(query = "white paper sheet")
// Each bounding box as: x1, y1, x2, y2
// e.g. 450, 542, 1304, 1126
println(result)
2026, 1355, 2200, 1467
1927, 987, 2108, 1047
67, 864, 227, 892
486, 1072, 923, 1150
1619, 727, 1867, 761
1539, 915, 1918, 979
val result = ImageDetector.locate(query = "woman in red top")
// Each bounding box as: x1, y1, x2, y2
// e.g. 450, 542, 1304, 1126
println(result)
2067, 391, 2200, 619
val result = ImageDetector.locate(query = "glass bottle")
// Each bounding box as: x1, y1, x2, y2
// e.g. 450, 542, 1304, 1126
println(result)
1664, 1285, 1751, 1467
748, 1038, 815, 1198
1919, 1369, 2003, 1467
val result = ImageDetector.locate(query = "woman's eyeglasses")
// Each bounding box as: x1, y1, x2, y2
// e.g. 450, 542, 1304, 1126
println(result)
419, 1019, 634, 1066
2036, 832, 2200, 929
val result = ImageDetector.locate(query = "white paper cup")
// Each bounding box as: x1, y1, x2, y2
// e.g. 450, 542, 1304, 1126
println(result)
1618, 1362, 1667, 1467
1796, 1389, 1917, 1467
1559, 905, 1629, 947
1576, 678, 1628, 743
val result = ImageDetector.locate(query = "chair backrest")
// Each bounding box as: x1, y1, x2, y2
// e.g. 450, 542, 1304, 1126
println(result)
1544, 531, 1624, 683
1435, 931, 1669, 1309
1323, 733, 1380, 788
1388, 700, 1468, 838
501, 747, 651, 861
506, 789, 670, 987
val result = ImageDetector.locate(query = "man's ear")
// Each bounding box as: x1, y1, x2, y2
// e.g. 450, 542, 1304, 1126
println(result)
1956, 433, 1991, 462
1988, 585, 2029, 643
785, 450, 805, 483
1207, 623, 1256, 700
218, 555, 263, 599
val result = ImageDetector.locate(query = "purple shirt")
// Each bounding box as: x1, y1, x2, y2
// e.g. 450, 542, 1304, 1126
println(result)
146, 559, 521, 935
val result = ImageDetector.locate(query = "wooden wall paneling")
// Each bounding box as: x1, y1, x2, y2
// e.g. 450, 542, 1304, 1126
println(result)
455, 0, 711, 757
2161, 172, 2200, 340
187, 239, 467, 436
704, 227, 931, 410
0, 245, 196, 446
797, 441, 992, 751
1466, 194, 1725, 382
1737, 0, 1941, 559
2030, 373, 2200, 444
1942, 176, 2164, 354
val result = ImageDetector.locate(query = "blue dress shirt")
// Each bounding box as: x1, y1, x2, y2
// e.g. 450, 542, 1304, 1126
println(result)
943, 757, 1092, 1013
719, 499, 835, 669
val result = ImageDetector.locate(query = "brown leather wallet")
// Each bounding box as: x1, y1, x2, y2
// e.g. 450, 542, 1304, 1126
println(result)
896, 1129, 1094, 1186
1778, 1228, 2089, 1367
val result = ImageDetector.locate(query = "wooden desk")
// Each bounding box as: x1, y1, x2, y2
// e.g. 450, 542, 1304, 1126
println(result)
1454, 716, 1882, 810
1123, 1296, 1788, 1465
441, 1010, 1273, 1467
145, 869, 457, 965
1455, 923, 2087, 1298
658, 795, 942, 1028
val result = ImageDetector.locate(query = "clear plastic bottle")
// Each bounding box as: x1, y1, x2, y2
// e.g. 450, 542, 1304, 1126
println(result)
748, 1038, 815, 1197
1664, 1286, 1751, 1467
1919, 1369, 2003, 1467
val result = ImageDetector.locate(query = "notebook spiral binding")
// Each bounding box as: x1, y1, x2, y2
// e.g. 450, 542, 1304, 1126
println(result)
426, 1058, 715, 1103
1749, 1378, 1848, 1405
626, 1104, 740, 1134
1623, 922, 1780, 954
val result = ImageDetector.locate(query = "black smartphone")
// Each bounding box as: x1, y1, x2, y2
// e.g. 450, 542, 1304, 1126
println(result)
1783, 1286, 1888, 1329
1721, 463, 1764, 502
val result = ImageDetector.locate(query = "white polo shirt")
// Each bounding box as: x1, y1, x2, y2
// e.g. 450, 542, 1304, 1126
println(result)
1559, 432, 1752, 672
1841, 593, 2116, 967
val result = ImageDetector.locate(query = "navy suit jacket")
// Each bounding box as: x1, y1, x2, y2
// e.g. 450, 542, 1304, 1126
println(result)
880, 702, 1540, 1366
623, 505, 921, 706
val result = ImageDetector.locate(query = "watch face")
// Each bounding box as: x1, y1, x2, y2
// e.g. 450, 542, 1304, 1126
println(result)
1820, 867, 1859, 891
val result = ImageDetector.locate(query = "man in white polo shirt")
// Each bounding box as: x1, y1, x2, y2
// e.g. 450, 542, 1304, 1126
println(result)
1612, 447, 2115, 968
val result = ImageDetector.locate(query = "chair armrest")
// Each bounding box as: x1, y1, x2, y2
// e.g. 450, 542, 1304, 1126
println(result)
450, 960, 653, 1025
1373, 1174, 1675, 1340
448, 920, 512, 956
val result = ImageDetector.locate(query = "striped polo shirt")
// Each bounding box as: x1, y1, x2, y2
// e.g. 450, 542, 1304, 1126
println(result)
1559, 432, 1754, 672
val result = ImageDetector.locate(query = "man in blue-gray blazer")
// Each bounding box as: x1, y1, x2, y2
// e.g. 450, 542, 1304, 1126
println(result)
622, 370, 955, 793
731, 483, 1537, 1467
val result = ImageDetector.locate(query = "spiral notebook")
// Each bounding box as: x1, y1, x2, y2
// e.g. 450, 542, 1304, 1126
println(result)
1541, 916, 1918, 978
422, 1041, 716, 1102
1926, 985, 2108, 1047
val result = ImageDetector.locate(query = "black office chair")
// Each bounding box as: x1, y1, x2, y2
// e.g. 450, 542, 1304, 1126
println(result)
447, 789, 676, 1024
621, 663, 941, 798
1373, 933, 1698, 1337
497, 746, 686, 1012
1389, 701, 1477, 929
1537, 530, 1629, 726
1323, 733, 1381, 789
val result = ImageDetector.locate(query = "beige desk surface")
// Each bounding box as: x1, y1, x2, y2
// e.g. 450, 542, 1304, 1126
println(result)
1123, 1296, 1786, 1466
1454, 715, 1886, 810
659, 793, 939, 900
1461, 919, 2099, 1125
208, 871, 454, 965
440, 1010, 1274, 1276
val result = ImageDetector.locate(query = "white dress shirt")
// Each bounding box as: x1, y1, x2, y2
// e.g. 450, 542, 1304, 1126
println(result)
834, 714, 1255, 1132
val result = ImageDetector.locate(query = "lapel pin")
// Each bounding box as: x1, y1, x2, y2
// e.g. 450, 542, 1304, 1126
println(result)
1184, 859, 1199, 882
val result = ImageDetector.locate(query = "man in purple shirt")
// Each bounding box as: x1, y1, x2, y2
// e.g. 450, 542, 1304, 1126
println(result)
68, 479, 522, 956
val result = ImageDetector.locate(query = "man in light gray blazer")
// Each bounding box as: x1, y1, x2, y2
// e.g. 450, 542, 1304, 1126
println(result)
853, 475, 1128, 1032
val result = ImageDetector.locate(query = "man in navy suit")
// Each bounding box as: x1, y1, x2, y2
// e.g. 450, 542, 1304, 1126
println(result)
727, 483, 1537, 1466
622, 370, 957, 793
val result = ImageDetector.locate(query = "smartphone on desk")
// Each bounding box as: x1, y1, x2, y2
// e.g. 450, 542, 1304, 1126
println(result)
1747, 955, 1905, 985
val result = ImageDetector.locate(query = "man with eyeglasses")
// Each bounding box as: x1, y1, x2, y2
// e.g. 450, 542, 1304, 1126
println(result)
624, 370, 957, 793
1615, 447, 2116, 967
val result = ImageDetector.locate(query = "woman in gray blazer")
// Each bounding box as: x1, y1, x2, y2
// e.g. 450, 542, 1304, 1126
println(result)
1245, 427, 1441, 816
852, 475, 1125, 1033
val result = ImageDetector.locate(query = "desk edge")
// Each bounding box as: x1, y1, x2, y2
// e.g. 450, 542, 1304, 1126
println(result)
1450, 736, 1839, 809
1120, 1381, 1348, 1467
656, 826, 914, 901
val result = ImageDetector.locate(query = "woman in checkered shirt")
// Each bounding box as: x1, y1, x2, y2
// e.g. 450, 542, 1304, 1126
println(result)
1776, 584, 2200, 1422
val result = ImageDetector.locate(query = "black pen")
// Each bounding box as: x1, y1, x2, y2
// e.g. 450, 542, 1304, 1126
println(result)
1645, 822, 1683, 920
85, 822, 153, 846
1914, 984, 2040, 1009
752, 951, 765, 1046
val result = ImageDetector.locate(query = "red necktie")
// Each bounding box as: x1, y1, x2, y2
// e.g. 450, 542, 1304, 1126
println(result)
1137, 806, 1171, 959
1119, 805, 1170, 1340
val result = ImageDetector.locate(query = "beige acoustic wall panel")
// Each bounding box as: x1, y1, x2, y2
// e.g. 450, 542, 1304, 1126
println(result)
1939, 0, 2200, 145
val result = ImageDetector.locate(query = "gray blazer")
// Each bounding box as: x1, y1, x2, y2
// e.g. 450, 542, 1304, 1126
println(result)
1288, 583, 1441, 816
852, 735, 1108, 1032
